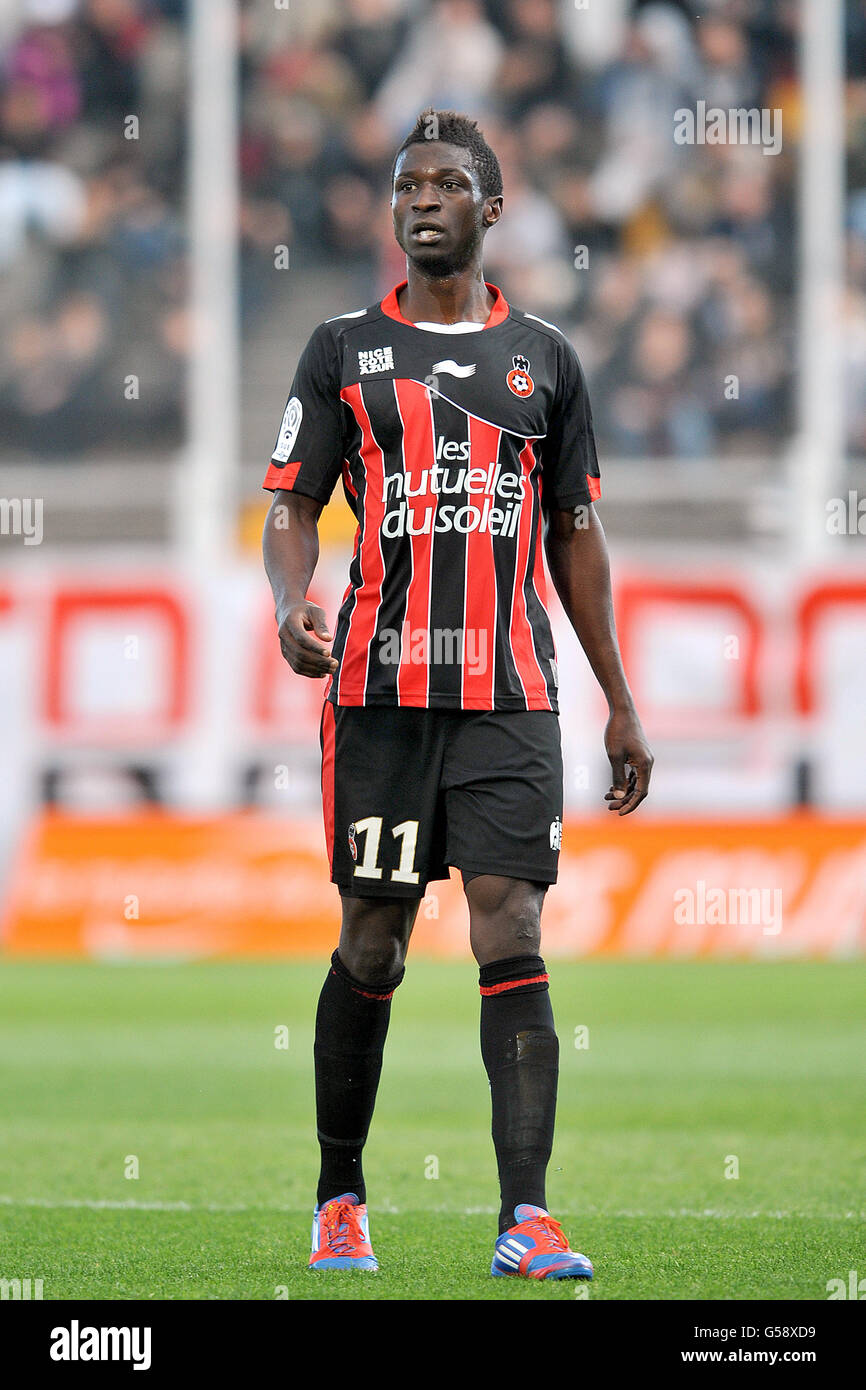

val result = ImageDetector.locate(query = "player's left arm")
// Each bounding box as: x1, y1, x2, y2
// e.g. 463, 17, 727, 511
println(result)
544, 504, 653, 815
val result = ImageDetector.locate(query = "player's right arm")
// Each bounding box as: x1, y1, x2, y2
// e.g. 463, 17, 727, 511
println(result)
261, 321, 347, 678
263, 489, 337, 678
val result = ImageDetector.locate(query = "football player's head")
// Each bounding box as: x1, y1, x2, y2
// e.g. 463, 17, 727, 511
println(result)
391, 109, 503, 276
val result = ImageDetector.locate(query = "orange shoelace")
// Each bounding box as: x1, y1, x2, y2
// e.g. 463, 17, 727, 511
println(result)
322, 1200, 366, 1255
523, 1212, 569, 1251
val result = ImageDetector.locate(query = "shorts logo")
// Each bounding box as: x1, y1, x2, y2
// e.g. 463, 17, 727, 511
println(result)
348, 822, 358, 861
506, 354, 534, 398
272, 396, 303, 462
549, 816, 562, 851
358, 346, 394, 376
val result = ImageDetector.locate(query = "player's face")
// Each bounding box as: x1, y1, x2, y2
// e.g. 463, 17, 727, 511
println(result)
391, 142, 500, 276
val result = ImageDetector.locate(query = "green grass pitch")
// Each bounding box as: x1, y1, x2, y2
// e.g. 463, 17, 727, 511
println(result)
1, 959, 864, 1301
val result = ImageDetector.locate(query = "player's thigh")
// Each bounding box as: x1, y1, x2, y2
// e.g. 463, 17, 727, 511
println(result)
463, 873, 547, 965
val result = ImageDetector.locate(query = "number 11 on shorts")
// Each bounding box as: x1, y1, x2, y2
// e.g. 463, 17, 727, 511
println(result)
352, 817, 420, 884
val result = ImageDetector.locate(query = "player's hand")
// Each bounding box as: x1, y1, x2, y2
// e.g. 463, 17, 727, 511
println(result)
604, 707, 653, 815
277, 601, 338, 678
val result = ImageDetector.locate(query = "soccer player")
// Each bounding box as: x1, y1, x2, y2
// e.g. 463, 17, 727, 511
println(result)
263, 110, 653, 1280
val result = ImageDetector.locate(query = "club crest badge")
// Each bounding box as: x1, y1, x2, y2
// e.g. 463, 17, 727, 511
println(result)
506, 354, 534, 398
348, 822, 358, 861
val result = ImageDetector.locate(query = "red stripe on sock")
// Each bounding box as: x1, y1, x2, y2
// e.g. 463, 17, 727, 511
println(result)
328, 969, 395, 1002
479, 973, 549, 997
350, 983, 395, 1002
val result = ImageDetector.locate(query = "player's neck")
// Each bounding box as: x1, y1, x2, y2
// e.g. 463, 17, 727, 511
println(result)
398, 265, 493, 326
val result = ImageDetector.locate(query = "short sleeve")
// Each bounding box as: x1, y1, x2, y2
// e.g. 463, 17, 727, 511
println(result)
539, 337, 601, 511
263, 323, 345, 501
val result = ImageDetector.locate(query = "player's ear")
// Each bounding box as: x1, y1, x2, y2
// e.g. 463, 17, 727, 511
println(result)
483, 195, 503, 229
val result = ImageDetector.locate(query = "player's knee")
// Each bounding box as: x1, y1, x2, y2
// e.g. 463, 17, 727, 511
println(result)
483, 907, 541, 959
338, 897, 416, 984
338, 936, 407, 985
466, 877, 545, 962
506, 893, 542, 938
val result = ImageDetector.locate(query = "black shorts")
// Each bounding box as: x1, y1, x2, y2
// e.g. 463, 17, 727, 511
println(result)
320, 703, 563, 898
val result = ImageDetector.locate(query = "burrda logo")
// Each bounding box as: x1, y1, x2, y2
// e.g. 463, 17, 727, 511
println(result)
431, 359, 476, 378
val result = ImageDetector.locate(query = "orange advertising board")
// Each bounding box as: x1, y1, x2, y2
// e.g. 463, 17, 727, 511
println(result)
2, 811, 865, 959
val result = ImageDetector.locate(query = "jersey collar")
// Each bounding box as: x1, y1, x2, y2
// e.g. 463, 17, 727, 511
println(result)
381, 280, 510, 330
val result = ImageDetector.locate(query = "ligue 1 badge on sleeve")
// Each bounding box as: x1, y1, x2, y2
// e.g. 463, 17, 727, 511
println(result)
273, 396, 303, 462
506, 354, 534, 398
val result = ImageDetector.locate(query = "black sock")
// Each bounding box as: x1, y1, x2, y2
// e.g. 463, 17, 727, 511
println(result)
479, 954, 559, 1235
314, 949, 403, 1207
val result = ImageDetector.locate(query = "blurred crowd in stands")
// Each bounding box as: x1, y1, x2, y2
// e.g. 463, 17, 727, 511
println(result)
0, 0, 187, 454
2, 0, 866, 460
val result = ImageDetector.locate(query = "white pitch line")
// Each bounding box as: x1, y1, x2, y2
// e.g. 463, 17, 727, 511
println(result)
0, 1195, 262, 1213
0, 1195, 862, 1220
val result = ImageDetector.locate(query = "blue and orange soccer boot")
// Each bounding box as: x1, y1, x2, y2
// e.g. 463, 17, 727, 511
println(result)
308, 1192, 378, 1272
491, 1204, 594, 1280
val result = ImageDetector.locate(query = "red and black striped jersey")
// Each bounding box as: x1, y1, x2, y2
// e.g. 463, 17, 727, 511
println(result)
264, 281, 601, 711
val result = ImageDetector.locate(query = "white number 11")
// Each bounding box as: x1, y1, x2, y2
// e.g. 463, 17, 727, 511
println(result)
352, 816, 419, 884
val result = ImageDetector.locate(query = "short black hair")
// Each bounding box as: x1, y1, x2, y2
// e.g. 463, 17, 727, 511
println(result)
391, 109, 503, 200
